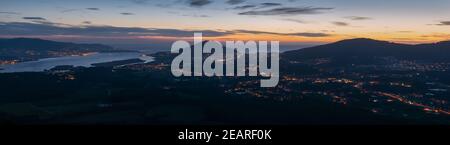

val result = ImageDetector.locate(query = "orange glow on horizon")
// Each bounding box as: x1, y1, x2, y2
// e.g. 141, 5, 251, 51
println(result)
139, 33, 449, 45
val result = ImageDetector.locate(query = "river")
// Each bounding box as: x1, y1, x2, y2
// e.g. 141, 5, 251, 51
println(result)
0, 52, 154, 73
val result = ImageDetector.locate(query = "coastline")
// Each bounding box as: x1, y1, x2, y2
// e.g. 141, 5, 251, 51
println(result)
0, 51, 154, 73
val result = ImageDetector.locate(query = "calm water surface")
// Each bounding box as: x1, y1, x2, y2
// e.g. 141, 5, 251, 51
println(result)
0, 52, 154, 73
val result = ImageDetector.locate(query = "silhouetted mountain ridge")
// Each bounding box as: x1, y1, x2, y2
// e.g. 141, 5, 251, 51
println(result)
0, 38, 116, 61
0, 38, 113, 51
282, 38, 450, 62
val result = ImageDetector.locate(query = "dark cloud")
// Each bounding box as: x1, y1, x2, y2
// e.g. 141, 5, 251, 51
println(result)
232, 3, 282, 10
61, 8, 100, 13
231, 30, 280, 35
233, 5, 257, 10
120, 12, 135, 15
332, 21, 349, 26
289, 32, 331, 37
238, 7, 333, 16
231, 30, 332, 37
82, 21, 92, 24
86, 8, 100, 11
345, 16, 372, 20
0, 22, 231, 37
226, 0, 246, 5
260, 3, 282, 8
188, 0, 213, 7
22, 17, 46, 20
181, 14, 210, 18
436, 21, 450, 26
0, 22, 332, 38
283, 18, 307, 24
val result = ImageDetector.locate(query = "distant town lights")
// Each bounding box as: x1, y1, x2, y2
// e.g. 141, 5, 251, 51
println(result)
170, 33, 279, 87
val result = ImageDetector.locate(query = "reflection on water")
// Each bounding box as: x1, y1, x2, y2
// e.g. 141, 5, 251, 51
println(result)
0, 52, 154, 73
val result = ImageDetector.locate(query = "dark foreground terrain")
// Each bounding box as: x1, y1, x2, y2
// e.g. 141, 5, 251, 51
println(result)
0, 38, 449, 125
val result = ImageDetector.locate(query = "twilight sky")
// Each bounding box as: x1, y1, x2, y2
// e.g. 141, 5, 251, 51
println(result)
1, 0, 450, 49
